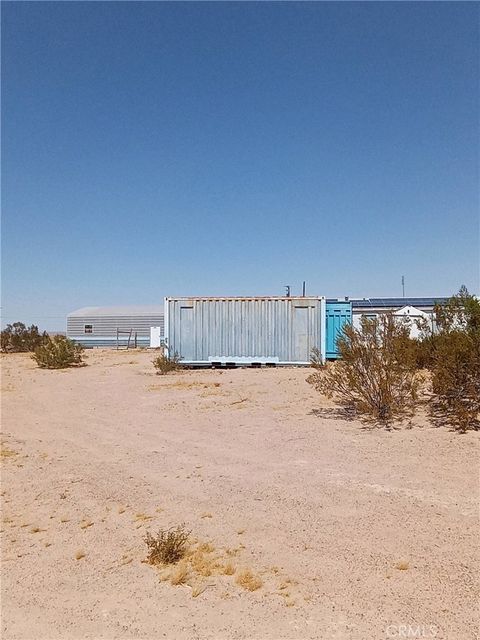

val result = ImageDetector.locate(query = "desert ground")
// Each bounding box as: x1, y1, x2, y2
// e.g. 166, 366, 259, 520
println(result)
1, 349, 478, 640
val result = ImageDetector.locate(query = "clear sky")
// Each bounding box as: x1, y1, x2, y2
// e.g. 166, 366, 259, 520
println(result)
2, 1, 479, 330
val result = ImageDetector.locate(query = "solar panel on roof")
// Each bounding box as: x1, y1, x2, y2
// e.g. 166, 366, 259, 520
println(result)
352, 297, 449, 308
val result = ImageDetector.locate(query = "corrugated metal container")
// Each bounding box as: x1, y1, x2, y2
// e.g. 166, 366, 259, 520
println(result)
326, 300, 352, 359
164, 297, 326, 365
67, 306, 164, 348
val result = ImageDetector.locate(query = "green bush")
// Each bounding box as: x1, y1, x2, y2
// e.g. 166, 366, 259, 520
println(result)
427, 287, 480, 432
308, 314, 422, 427
32, 335, 84, 369
1, 322, 49, 353
412, 332, 438, 370
153, 351, 183, 375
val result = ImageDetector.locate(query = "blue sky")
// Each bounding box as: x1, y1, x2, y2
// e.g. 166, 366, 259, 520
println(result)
2, 2, 478, 330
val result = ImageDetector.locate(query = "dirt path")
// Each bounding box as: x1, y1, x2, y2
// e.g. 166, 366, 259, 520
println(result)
1, 350, 478, 639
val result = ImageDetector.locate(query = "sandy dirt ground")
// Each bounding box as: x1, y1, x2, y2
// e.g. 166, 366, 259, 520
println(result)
1, 349, 479, 640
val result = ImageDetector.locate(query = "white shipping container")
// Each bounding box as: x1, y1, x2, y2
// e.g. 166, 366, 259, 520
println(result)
164, 296, 326, 366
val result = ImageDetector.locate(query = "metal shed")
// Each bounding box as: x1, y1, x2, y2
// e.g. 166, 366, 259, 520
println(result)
67, 305, 164, 348
164, 296, 326, 366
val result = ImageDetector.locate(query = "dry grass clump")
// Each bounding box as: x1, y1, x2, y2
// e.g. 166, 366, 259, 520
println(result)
75, 550, 86, 560
135, 513, 153, 522
395, 560, 410, 571
235, 568, 263, 591
144, 530, 237, 585
0, 445, 18, 460
221, 562, 236, 575
144, 527, 266, 597
152, 351, 183, 375
169, 561, 190, 585
144, 525, 190, 565
157, 563, 195, 588
191, 583, 208, 598
187, 544, 221, 577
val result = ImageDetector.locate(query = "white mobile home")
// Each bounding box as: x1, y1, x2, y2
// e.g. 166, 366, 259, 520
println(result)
351, 297, 448, 337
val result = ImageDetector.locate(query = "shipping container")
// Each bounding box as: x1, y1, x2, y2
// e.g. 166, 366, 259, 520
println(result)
164, 296, 326, 366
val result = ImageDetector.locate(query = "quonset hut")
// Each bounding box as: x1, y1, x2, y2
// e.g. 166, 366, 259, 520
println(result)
67, 306, 164, 348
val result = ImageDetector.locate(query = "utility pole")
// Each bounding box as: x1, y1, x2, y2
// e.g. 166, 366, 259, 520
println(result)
402, 275, 405, 298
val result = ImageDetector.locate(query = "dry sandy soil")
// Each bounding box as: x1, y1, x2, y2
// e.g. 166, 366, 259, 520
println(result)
1, 350, 479, 640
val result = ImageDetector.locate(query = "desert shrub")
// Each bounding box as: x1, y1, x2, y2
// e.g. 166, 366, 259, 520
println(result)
310, 346, 325, 370
152, 350, 183, 375
430, 331, 480, 431
144, 525, 191, 565
412, 332, 438, 370
434, 285, 480, 334
1, 322, 49, 353
308, 314, 422, 426
32, 335, 84, 369
427, 287, 480, 432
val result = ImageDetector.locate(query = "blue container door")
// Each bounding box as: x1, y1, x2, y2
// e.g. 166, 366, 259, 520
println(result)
326, 301, 352, 359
